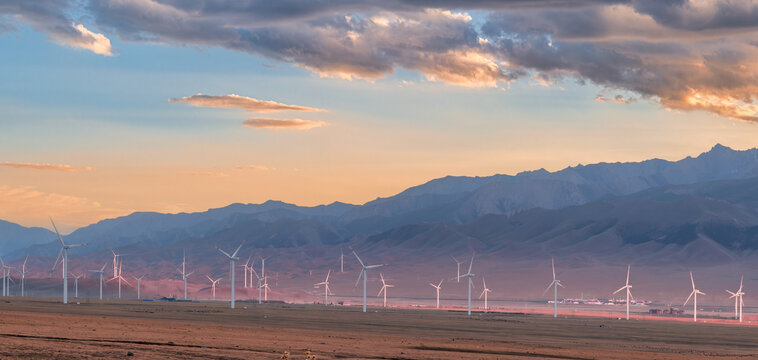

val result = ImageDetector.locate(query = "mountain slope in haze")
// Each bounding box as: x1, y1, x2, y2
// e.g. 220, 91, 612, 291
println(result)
0, 220, 55, 256
4, 200, 356, 260
340, 144, 758, 232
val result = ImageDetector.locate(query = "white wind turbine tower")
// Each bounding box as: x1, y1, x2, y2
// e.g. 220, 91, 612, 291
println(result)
613, 265, 634, 320
20, 256, 28, 297
71, 273, 82, 298
429, 279, 443, 309
377, 273, 394, 308
726, 275, 745, 323
217, 242, 244, 309
206, 275, 222, 301
50, 218, 87, 304
177, 250, 193, 300
339, 249, 344, 273
456, 252, 476, 315
352, 249, 385, 312
684, 271, 706, 322
88, 263, 108, 300
479, 277, 492, 313
314, 269, 331, 305
543, 258, 564, 318
451, 257, 463, 283
133, 274, 146, 300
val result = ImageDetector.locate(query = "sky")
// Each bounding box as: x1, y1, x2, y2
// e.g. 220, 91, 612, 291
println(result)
2, 0, 758, 232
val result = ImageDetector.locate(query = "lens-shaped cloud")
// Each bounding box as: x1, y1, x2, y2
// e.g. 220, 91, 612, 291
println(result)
243, 118, 328, 130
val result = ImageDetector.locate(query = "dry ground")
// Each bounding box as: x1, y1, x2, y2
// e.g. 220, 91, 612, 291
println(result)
0, 298, 756, 359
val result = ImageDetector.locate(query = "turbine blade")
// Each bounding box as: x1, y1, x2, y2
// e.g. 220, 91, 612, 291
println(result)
438, 279, 444, 287
684, 290, 694, 306
468, 252, 475, 274
325, 269, 331, 282
542, 282, 554, 296
613, 286, 626, 294
628, 289, 635, 303
479, 289, 486, 299
355, 269, 364, 288
52, 248, 63, 271
50, 217, 65, 246
352, 250, 365, 267
217, 247, 232, 259
231, 241, 245, 258
556, 281, 565, 288
690, 271, 695, 290
626, 264, 630, 286
552, 257, 556, 281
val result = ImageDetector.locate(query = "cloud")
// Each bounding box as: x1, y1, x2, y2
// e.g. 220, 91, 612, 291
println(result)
1, 162, 93, 172
61, 23, 113, 56
192, 171, 229, 177
235, 165, 272, 171
0, 185, 128, 233
0, 1, 113, 56
243, 118, 328, 130
595, 94, 634, 104
168, 94, 325, 113
7, 0, 758, 121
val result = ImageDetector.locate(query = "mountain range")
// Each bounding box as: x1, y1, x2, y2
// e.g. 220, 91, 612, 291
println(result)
2, 144, 758, 302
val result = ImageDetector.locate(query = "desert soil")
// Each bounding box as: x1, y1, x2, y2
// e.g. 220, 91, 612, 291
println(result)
0, 298, 756, 359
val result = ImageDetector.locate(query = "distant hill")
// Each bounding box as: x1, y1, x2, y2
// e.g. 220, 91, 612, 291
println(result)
0, 220, 55, 257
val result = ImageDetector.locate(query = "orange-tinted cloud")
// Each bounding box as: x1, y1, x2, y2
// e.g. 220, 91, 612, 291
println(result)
0, 185, 128, 233
235, 165, 272, 171
243, 118, 328, 130
192, 171, 230, 177
169, 94, 325, 113
1, 162, 93, 172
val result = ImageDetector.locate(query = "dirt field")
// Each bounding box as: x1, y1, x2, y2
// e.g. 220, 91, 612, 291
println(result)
0, 298, 756, 359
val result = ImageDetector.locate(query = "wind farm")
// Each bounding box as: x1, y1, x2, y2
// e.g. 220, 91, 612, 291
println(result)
4, 0, 758, 357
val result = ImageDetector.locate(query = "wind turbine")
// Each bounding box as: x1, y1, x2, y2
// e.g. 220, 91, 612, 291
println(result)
479, 277, 492, 313
429, 279, 443, 309
314, 269, 332, 305
206, 275, 222, 301
133, 274, 146, 300
543, 257, 564, 318
71, 273, 82, 298
353, 249, 384, 312
177, 250, 193, 300
107, 259, 131, 298
50, 218, 87, 304
217, 242, 244, 309
260, 256, 270, 301
88, 263, 108, 300
252, 267, 263, 304
451, 257, 463, 283
613, 265, 634, 320
377, 273, 394, 308
339, 249, 344, 273
0, 257, 13, 296
457, 253, 476, 315
241, 256, 251, 289
684, 272, 706, 322
110, 249, 122, 280
20, 256, 28, 297
726, 275, 744, 323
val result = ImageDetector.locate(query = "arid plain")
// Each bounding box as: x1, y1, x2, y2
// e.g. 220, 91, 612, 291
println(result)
0, 298, 756, 359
